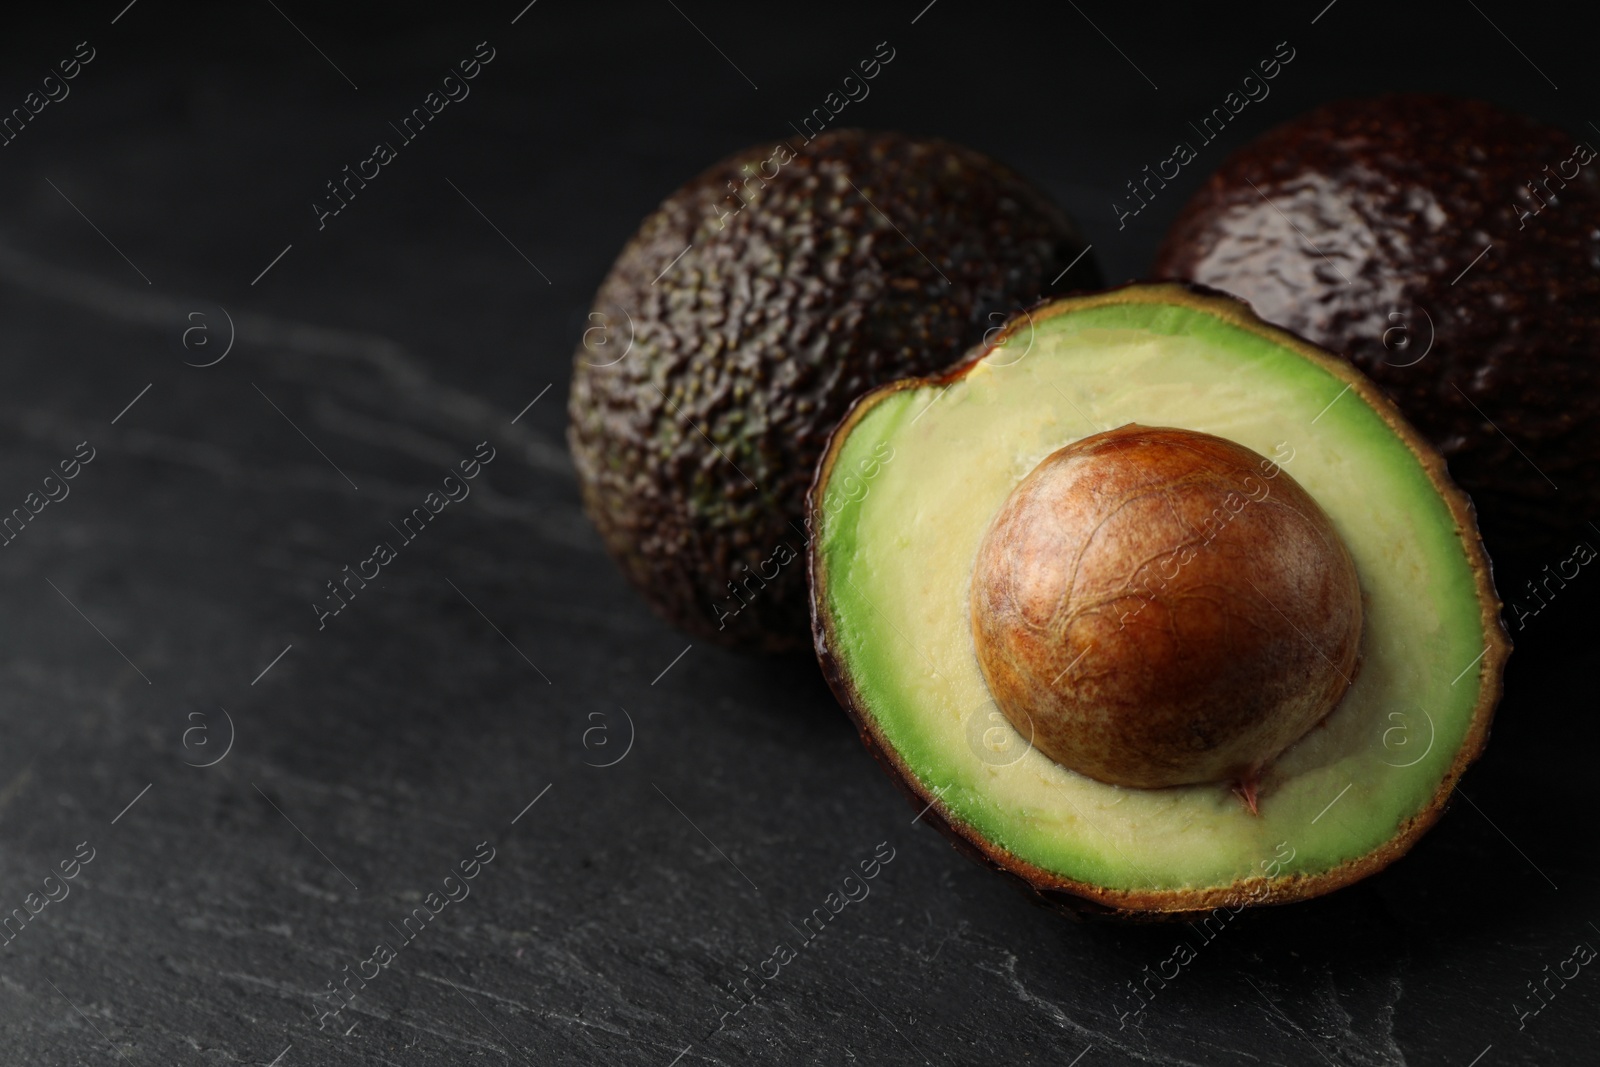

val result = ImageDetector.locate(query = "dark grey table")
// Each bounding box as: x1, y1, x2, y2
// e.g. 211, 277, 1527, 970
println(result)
2, 3, 1595, 1064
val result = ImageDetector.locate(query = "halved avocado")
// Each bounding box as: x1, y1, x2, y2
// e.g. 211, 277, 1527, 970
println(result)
808, 283, 1507, 919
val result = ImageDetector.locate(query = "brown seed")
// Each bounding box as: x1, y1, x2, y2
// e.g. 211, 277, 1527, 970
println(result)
969, 425, 1362, 795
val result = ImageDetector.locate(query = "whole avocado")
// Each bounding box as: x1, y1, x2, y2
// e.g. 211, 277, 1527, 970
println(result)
569, 130, 1100, 653
1153, 94, 1600, 565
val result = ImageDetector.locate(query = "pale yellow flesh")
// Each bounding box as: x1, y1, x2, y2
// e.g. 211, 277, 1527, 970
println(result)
818, 301, 1488, 891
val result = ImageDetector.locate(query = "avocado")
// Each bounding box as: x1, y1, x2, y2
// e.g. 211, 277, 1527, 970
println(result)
809, 284, 1507, 918
1152, 94, 1600, 569
569, 130, 1099, 654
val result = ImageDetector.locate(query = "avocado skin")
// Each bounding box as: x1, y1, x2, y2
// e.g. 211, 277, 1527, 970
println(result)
570, 130, 1099, 653
1153, 94, 1600, 565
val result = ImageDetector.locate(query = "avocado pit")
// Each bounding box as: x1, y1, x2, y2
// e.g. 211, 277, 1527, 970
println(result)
969, 425, 1362, 808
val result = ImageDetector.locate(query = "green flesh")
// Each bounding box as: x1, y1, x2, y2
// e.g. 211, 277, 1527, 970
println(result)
816, 297, 1490, 892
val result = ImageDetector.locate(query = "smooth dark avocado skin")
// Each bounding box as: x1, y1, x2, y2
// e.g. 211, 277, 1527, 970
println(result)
569, 129, 1100, 653
1153, 94, 1600, 566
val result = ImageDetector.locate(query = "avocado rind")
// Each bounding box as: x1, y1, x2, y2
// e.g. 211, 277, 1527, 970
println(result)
1153, 93, 1600, 569
569, 129, 1099, 654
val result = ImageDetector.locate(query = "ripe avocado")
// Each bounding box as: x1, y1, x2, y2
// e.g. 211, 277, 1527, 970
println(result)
809, 284, 1507, 918
1152, 94, 1600, 567
569, 130, 1099, 654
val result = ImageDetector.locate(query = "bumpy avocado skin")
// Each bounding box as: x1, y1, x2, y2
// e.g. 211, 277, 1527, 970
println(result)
1153, 94, 1600, 564
570, 130, 1100, 653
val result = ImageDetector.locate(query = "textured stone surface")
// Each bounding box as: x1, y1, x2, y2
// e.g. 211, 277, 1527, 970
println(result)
0, 4, 1595, 1065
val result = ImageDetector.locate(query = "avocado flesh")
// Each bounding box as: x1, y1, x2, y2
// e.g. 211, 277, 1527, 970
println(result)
811, 285, 1505, 913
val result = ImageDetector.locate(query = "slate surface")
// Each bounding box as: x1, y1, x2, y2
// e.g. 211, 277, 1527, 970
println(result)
1, 2, 1596, 1065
